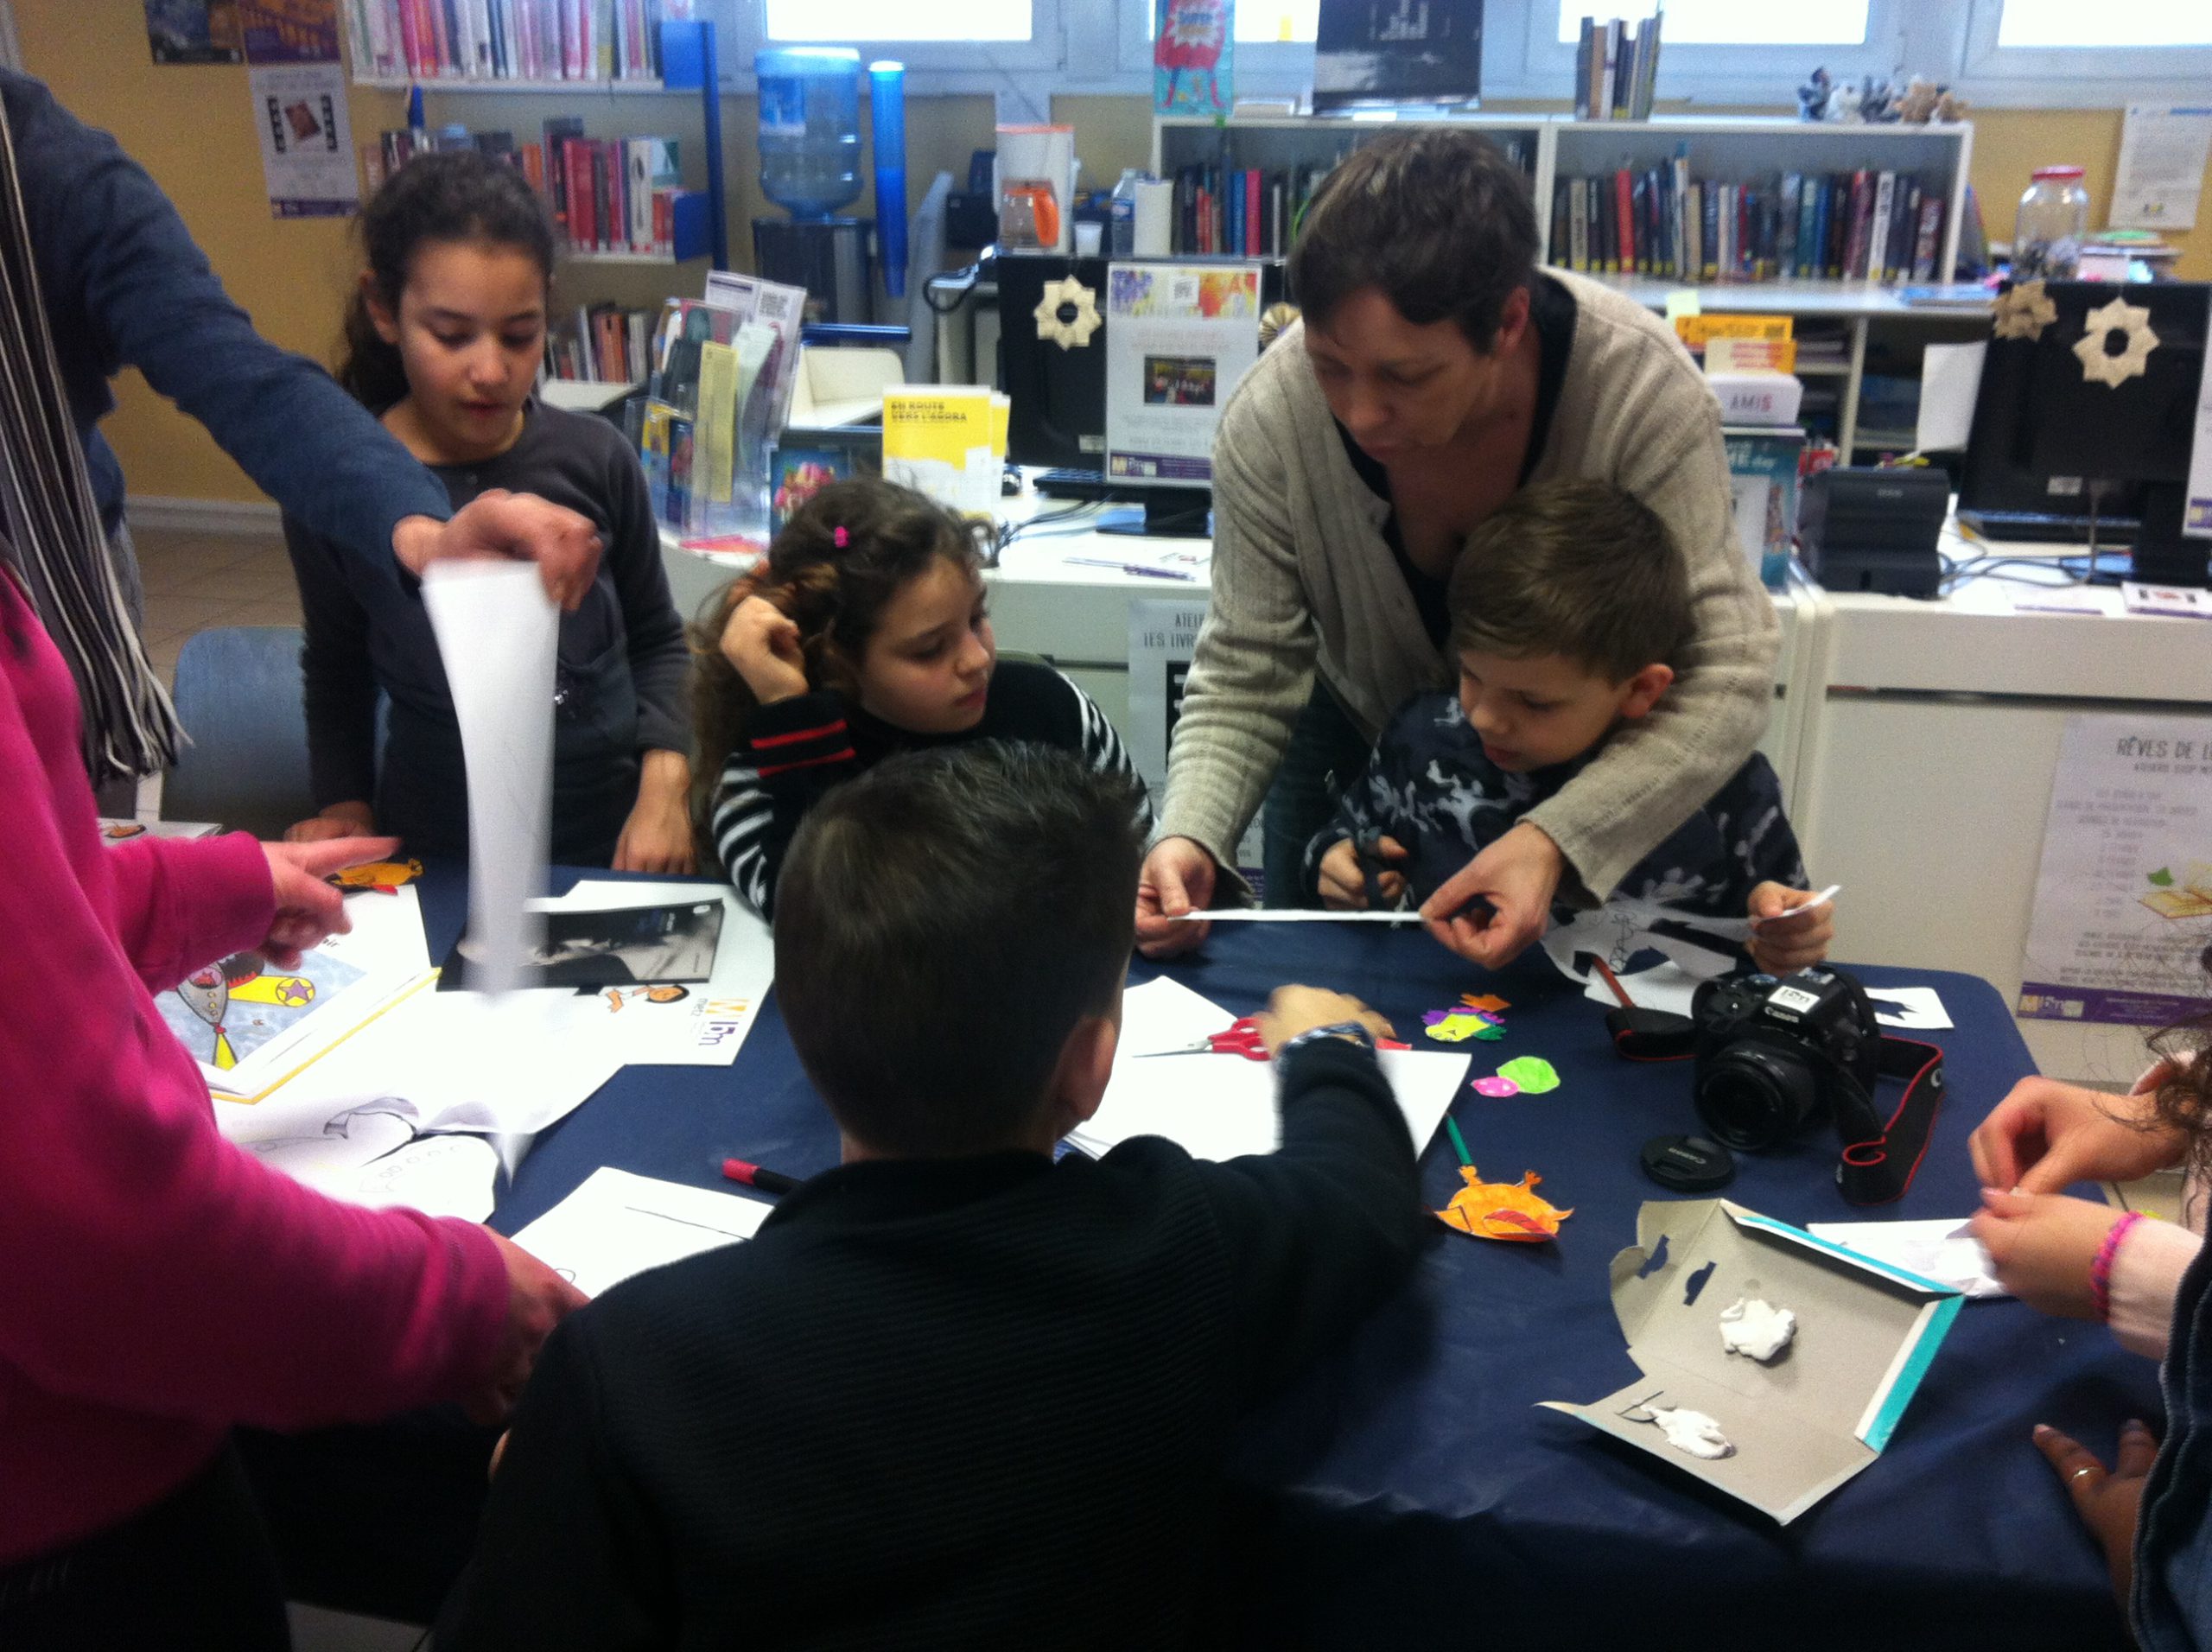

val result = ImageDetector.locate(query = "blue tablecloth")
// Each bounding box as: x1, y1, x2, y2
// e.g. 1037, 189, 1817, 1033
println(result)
343, 872, 2151, 1645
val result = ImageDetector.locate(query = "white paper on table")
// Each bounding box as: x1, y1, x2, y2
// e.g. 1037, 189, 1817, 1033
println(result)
340, 1135, 500, 1222
1170, 909, 1423, 924
1916, 341, 1986, 453
1541, 898, 1751, 993
422, 562, 557, 995
531, 880, 775, 1066
512, 1167, 774, 1297
1866, 986, 1953, 1031
1808, 1218, 2005, 1299
1070, 977, 1467, 1163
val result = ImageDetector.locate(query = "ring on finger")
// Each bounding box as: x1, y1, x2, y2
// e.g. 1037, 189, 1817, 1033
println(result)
2070, 1465, 2099, 1484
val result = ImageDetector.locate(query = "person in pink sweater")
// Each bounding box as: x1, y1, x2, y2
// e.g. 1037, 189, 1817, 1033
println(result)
1970, 1052, 2204, 1359
0, 566, 584, 1648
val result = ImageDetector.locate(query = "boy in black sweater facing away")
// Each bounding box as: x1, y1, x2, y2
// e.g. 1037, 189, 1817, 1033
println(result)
447, 744, 1428, 1651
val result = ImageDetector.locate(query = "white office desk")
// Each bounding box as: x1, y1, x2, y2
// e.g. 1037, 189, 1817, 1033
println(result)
1789, 521, 2212, 1082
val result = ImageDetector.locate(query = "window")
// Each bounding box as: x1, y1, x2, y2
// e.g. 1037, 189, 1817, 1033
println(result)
762, 0, 1033, 41
1550, 0, 1871, 47
1994, 0, 2212, 48
1133, 0, 1315, 43
1961, 0, 2212, 97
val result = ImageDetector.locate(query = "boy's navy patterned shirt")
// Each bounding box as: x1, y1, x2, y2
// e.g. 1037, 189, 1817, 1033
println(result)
1306, 691, 1806, 917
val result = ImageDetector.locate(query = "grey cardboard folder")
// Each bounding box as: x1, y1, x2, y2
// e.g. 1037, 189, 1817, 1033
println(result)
1542, 1198, 1965, 1524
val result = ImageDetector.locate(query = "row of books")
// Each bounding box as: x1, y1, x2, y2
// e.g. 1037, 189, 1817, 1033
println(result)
1548, 165, 1949, 284
1573, 15, 1661, 122
365, 123, 689, 257
550, 302, 653, 383
342, 0, 681, 83
1164, 140, 1531, 258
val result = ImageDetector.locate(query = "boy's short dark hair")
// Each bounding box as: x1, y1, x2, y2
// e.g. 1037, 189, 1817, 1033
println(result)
774, 744, 1143, 1156
1288, 130, 1538, 353
1446, 480, 1694, 682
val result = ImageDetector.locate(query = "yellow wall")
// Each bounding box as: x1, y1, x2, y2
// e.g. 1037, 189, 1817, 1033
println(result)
18, 2, 2212, 506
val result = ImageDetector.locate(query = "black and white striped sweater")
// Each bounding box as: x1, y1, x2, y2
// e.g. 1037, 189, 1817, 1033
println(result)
709, 659, 1152, 916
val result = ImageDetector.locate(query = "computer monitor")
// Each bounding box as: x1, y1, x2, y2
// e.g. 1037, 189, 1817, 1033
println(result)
993, 252, 1286, 537
1959, 279, 2209, 583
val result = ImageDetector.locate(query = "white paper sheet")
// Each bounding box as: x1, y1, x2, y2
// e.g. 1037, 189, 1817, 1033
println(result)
1808, 1218, 2005, 1299
1541, 898, 1751, 992
1866, 986, 1953, 1031
512, 1167, 774, 1297
1582, 960, 1705, 1017
341, 1135, 500, 1222
1916, 341, 1986, 454
218, 1085, 500, 1221
2112, 104, 2212, 232
1071, 977, 1466, 1162
422, 562, 558, 995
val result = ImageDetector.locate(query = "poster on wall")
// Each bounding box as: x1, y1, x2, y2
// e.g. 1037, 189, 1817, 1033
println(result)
1104, 263, 1261, 486
250, 61, 360, 218
144, 0, 244, 63
238, 0, 340, 62
1128, 599, 1263, 877
2111, 105, 2212, 233
1314, 0, 1484, 111
1154, 0, 1232, 117
2018, 713, 2212, 1027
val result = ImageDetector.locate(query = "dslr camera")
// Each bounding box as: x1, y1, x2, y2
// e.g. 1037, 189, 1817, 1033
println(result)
1689, 968, 1880, 1153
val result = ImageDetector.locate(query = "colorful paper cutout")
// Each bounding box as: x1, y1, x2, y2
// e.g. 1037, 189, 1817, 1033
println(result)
1435, 1164, 1572, 1242
1471, 1075, 1521, 1098
1459, 994, 1510, 1013
330, 857, 425, 893
1495, 1056, 1560, 1094
1422, 1006, 1506, 1044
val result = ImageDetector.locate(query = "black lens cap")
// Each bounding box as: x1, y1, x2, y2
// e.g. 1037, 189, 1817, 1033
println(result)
1641, 1134, 1737, 1192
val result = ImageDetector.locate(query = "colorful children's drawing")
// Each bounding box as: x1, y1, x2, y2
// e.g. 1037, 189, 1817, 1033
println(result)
1154, 0, 1231, 114
1422, 1007, 1504, 1044
1436, 1165, 1573, 1242
163, 947, 364, 1071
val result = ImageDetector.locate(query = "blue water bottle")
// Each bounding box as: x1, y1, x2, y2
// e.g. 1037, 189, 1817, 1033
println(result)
869, 60, 908, 298
753, 47, 862, 221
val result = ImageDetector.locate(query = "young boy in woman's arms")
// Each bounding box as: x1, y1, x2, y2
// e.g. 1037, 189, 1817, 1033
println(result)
445, 744, 1427, 1650
1309, 480, 1831, 975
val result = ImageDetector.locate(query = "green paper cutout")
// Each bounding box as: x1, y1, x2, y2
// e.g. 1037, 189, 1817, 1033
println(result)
2150, 867, 2177, 886
1471, 1022, 1505, 1041
1495, 1056, 1560, 1095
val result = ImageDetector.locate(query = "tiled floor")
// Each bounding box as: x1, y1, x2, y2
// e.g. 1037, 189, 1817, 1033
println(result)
134, 524, 300, 691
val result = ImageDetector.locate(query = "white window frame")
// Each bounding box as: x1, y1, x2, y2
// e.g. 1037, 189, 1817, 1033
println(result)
1955, 0, 2212, 106
1500, 0, 1909, 104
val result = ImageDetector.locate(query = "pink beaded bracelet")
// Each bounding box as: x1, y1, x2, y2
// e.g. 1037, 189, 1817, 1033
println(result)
2092, 1211, 2147, 1323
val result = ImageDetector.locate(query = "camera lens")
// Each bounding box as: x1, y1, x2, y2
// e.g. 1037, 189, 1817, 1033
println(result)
1695, 1045, 1822, 1152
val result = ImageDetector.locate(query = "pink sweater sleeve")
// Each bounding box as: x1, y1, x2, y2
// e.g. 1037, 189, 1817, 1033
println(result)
2107, 1217, 2202, 1360
103, 829, 275, 994
0, 618, 509, 1432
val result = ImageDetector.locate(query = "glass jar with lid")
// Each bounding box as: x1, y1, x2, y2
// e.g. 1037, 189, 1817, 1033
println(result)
2014, 165, 2090, 280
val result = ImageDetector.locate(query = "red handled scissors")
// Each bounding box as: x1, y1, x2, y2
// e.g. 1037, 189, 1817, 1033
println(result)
1133, 1016, 1271, 1061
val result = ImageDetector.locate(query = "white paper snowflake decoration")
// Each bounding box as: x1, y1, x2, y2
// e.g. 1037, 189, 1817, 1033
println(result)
2073, 295, 2159, 388
1033, 276, 1101, 351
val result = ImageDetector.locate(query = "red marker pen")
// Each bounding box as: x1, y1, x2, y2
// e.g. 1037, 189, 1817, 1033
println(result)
721, 1157, 800, 1196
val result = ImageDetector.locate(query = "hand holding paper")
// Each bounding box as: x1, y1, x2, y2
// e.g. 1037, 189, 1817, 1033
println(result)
394, 490, 603, 612
422, 561, 558, 995
1967, 1074, 2181, 1194
258, 836, 399, 965
1421, 821, 1564, 968
1969, 1190, 2126, 1320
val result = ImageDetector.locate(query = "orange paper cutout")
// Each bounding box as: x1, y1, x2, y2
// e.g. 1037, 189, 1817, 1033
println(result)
330, 857, 425, 893
1435, 1164, 1571, 1242
1459, 994, 1511, 1013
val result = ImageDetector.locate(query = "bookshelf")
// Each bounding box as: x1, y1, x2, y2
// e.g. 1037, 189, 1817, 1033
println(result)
1150, 112, 1986, 456
355, 19, 729, 385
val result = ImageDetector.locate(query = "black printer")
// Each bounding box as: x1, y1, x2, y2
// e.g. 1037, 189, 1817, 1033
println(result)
1798, 467, 1951, 598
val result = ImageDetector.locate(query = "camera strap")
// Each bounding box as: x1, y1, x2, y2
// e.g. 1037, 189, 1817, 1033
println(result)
1832, 1036, 1948, 1206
